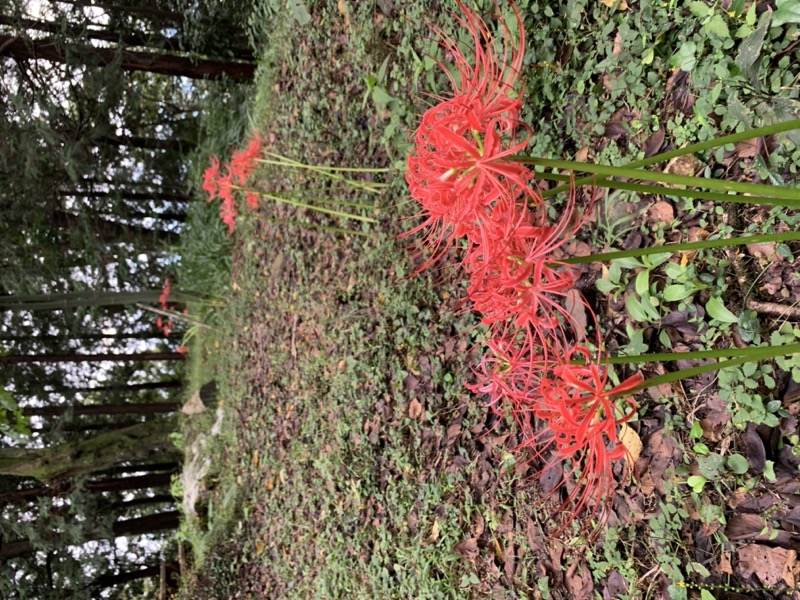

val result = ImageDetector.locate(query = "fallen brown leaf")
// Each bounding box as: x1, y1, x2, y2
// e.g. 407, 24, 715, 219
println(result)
637, 429, 679, 496
742, 423, 766, 474
408, 398, 424, 420
735, 139, 758, 159
454, 538, 479, 561
640, 129, 665, 158
737, 544, 797, 588
565, 559, 594, 600
564, 288, 588, 331
746, 241, 779, 260
726, 513, 767, 541
429, 520, 440, 542
619, 423, 642, 462
699, 394, 731, 442
648, 200, 675, 224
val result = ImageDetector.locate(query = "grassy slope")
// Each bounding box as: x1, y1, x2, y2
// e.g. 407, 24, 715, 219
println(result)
177, 1, 800, 599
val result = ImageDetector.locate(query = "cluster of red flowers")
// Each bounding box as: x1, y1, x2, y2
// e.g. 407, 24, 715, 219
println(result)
156, 278, 174, 337
203, 135, 264, 233
407, 1, 643, 529
154, 278, 188, 354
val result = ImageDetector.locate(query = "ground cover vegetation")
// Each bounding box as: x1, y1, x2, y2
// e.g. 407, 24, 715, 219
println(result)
174, 0, 800, 598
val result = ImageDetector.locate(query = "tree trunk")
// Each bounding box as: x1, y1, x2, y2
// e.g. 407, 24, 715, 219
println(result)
55, 0, 184, 23
0, 289, 196, 311
112, 510, 179, 536
52, 209, 180, 247
0, 14, 184, 53
0, 470, 174, 505
0, 351, 184, 364
86, 563, 177, 598
97, 133, 194, 153
68, 380, 182, 393
0, 331, 164, 342
0, 510, 180, 559
59, 189, 191, 203
0, 417, 178, 481
0, 33, 255, 81
94, 462, 179, 476
112, 494, 174, 510
22, 401, 180, 418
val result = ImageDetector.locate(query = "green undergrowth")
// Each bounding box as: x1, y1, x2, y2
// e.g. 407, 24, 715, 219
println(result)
174, 1, 800, 598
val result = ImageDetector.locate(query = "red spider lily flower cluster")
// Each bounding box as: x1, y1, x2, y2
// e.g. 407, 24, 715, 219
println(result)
203, 134, 264, 233
155, 278, 174, 337
407, 1, 643, 531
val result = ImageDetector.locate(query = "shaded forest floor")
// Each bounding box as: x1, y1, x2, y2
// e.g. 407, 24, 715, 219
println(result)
176, 1, 800, 599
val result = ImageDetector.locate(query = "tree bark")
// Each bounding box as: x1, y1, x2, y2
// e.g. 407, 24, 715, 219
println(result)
0, 417, 178, 481
0, 351, 184, 364
0, 289, 196, 311
111, 494, 174, 510
0, 33, 255, 81
0, 14, 184, 53
67, 380, 182, 393
96, 133, 194, 153
22, 401, 180, 418
54, 0, 184, 23
0, 510, 180, 559
59, 189, 191, 203
52, 210, 180, 247
86, 563, 177, 598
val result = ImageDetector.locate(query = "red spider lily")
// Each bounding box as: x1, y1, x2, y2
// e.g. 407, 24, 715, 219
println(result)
533, 347, 643, 532
245, 190, 260, 209
230, 134, 263, 185
465, 187, 596, 362
470, 335, 549, 438
405, 1, 538, 268
220, 194, 237, 234
203, 156, 221, 202
405, 1, 643, 534
202, 135, 264, 233
159, 278, 171, 310
155, 316, 173, 337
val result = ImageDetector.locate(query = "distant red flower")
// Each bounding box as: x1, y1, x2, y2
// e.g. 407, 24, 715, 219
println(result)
230, 134, 263, 185
159, 278, 172, 310
203, 156, 221, 202
220, 194, 237, 234
177, 345, 188, 355
245, 190, 260, 209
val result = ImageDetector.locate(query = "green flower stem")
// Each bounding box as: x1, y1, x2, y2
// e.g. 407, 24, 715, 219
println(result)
608, 343, 800, 399
607, 342, 800, 364
261, 152, 392, 173
260, 193, 377, 223
258, 155, 388, 193
561, 232, 800, 264
541, 119, 800, 198
514, 157, 800, 205
297, 196, 376, 210
535, 170, 793, 206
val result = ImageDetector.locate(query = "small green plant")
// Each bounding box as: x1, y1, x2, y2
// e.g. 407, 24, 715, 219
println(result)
587, 526, 638, 600
718, 362, 780, 428
0, 388, 30, 443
